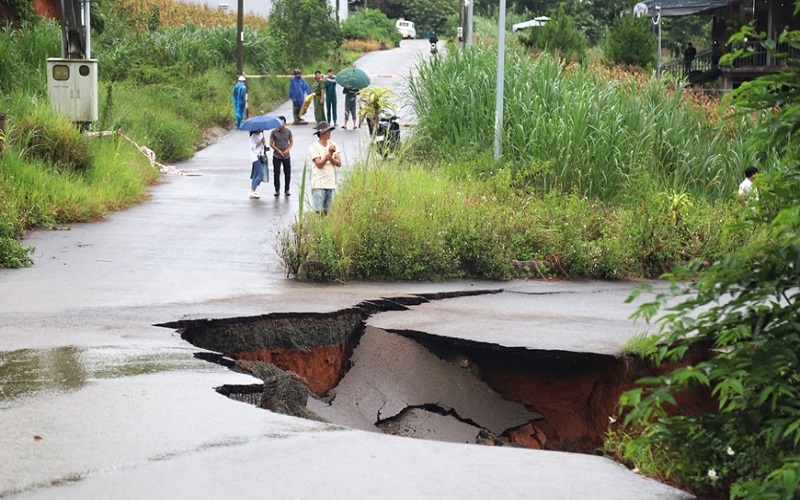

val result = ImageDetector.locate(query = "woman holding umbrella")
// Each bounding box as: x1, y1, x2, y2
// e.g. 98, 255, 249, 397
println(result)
248, 130, 267, 198
240, 114, 282, 199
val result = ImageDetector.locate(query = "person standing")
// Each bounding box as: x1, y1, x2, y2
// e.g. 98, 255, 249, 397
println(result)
311, 70, 327, 125
232, 75, 247, 128
325, 69, 338, 127
269, 116, 293, 197
248, 130, 267, 198
738, 166, 758, 197
683, 42, 697, 77
342, 87, 359, 130
289, 69, 312, 125
308, 121, 341, 215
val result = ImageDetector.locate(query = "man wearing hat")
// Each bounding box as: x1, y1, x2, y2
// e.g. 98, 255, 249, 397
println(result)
289, 69, 312, 125
308, 121, 341, 215
232, 75, 247, 128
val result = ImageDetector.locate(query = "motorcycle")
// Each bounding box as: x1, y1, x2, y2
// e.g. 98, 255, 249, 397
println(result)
367, 115, 400, 158
430, 42, 438, 55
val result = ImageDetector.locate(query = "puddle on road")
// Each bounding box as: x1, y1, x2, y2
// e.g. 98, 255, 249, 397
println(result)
0, 346, 210, 405
159, 292, 715, 454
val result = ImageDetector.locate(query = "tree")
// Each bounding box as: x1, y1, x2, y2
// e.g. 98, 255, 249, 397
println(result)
402, 0, 457, 37
521, 5, 587, 62
341, 8, 401, 47
603, 12, 655, 67
616, 7, 800, 497
268, 0, 342, 69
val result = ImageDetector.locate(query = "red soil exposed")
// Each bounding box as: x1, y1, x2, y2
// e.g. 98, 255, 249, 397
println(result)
230, 342, 347, 396
485, 349, 718, 453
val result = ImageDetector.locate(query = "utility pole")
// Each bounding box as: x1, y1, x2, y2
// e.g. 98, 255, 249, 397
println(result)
494, 0, 506, 159
459, 0, 466, 47
236, 0, 244, 76
466, 0, 474, 47
653, 6, 662, 78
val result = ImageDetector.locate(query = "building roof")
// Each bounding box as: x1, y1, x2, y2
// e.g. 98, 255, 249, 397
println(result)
512, 17, 550, 31
640, 0, 733, 17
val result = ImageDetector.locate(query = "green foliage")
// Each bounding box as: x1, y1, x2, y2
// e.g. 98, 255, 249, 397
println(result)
268, 0, 341, 69
521, 5, 587, 61
603, 13, 656, 67
341, 8, 401, 47
615, 17, 800, 498
0, 189, 33, 268
10, 107, 93, 172
409, 42, 774, 202
96, 23, 286, 82
402, 0, 458, 37
280, 161, 758, 281
357, 86, 397, 130
0, 0, 37, 24
0, 20, 59, 95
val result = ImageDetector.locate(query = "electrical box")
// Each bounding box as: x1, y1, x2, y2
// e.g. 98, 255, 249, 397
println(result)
47, 58, 98, 122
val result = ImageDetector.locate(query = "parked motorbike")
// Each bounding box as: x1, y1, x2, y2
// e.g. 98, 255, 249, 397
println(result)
367, 115, 400, 158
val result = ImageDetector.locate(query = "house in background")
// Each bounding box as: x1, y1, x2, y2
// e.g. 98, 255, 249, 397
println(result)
643, 0, 799, 89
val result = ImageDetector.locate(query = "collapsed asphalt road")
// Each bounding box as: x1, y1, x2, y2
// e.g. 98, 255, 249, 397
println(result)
1, 40, 694, 499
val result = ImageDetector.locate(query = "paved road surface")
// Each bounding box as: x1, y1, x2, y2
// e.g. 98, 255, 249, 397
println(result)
0, 40, 690, 499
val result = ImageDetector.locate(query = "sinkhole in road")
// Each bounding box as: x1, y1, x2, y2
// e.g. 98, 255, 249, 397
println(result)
158, 291, 714, 453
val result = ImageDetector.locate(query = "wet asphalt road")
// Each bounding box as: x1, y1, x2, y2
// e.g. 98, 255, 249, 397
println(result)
0, 40, 690, 499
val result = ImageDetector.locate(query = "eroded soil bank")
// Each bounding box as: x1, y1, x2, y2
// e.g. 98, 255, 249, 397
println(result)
159, 291, 714, 454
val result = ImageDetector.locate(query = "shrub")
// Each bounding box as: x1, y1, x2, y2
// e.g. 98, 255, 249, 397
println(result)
0, 187, 33, 268
268, 0, 341, 69
615, 18, 800, 498
603, 13, 656, 67
341, 8, 401, 47
521, 5, 587, 62
11, 108, 92, 172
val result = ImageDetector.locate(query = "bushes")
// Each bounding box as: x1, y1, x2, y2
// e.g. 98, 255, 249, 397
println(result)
603, 13, 656, 67
341, 9, 401, 48
280, 162, 756, 281
268, 0, 341, 69
612, 18, 800, 498
520, 6, 587, 62
10, 108, 93, 173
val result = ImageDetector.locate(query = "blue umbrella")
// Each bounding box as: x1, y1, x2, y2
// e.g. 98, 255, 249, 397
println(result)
240, 114, 282, 131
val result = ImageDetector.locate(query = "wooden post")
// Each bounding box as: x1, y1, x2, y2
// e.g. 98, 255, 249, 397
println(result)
236, 0, 244, 76
0, 112, 6, 156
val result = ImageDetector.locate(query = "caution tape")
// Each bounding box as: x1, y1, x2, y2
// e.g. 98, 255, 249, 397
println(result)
243, 73, 412, 80
84, 129, 195, 176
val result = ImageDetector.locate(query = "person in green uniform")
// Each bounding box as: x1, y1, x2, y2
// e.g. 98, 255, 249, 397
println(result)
325, 69, 338, 127
311, 70, 326, 125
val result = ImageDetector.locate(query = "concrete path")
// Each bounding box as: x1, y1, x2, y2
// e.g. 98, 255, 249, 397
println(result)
0, 40, 689, 499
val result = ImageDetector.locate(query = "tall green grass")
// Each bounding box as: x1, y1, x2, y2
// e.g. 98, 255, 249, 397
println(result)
285, 161, 756, 281
409, 43, 776, 202
1, 132, 157, 229
97, 23, 286, 82
0, 20, 60, 95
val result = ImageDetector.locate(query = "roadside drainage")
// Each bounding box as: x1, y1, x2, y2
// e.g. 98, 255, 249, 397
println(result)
157, 291, 714, 454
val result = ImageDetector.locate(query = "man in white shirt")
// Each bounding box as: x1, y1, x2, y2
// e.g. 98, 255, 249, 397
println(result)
308, 121, 341, 215
738, 166, 758, 197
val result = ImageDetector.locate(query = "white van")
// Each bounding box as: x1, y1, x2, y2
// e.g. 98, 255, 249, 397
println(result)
396, 19, 416, 39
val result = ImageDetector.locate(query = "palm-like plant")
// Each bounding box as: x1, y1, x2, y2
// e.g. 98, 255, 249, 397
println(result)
357, 86, 397, 135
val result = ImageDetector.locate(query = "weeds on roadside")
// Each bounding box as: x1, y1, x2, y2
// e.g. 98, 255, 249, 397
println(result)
278, 161, 759, 281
